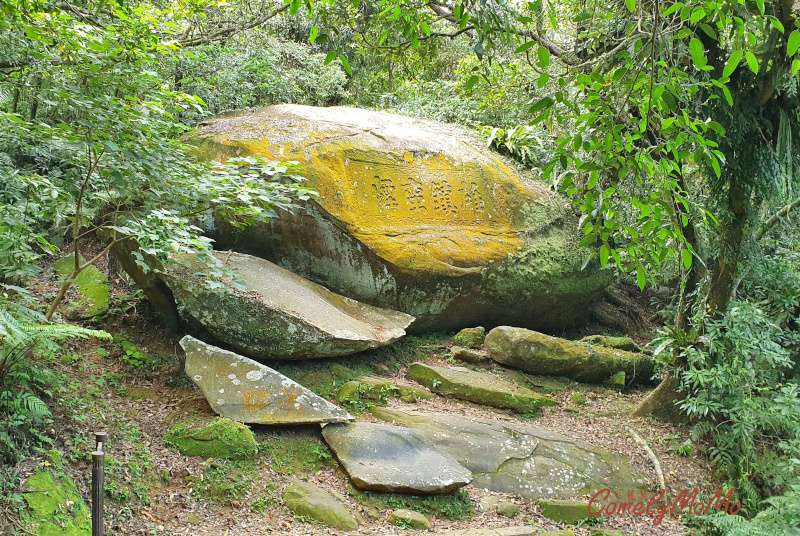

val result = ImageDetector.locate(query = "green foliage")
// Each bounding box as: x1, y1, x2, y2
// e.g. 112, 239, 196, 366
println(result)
688, 485, 800, 536
353, 489, 473, 521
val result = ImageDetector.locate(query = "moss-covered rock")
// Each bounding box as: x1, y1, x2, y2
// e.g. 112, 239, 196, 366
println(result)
453, 327, 485, 349
496, 501, 520, 518
163, 251, 413, 360
451, 346, 489, 363
388, 509, 431, 530
283, 481, 359, 531
485, 327, 655, 385
22, 470, 91, 536
590, 530, 626, 536
191, 105, 613, 333
336, 375, 432, 406
580, 335, 641, 352
406, 362, 556, 413
165, 417, 257, 459
538, 499, 592, 524
54, 255, 109, 319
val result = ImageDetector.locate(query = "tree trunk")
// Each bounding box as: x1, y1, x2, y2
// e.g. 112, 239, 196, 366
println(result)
707, 180, 748, 313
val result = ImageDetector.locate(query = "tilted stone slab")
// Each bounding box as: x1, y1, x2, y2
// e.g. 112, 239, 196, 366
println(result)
164, 251, 414, 360
370, 407, 645, 500
181, 335, 353, 424
321, 421, 472, 494
485, 326, 655, 384
193, 104, 613, 333
406, 363, 556, 413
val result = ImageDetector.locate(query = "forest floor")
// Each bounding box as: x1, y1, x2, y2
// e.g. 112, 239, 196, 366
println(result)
5, 250, 720, 536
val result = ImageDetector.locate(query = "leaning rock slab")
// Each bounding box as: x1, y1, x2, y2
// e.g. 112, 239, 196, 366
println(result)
485, 327, 655, 384
193, 104, 613, 332
283, 481, 359, 531
370, 407, 645, 500
181, 335, 353, 424
321, 421, 472, 494
406, 363, 556, 413
164, 251, 413, 360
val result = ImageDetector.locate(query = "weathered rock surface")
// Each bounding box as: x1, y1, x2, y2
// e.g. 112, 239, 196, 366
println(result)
283, 481, 359, 531
181, 335, 353, 424
336, 375, 432, 406
370, 408, 645, 500
165, 252, 413, 359
193, 104, 613, 332
451, 346, 490, 363
485, 327, 655, 384
388, 509, 431, 530
321, 421, 472, 494
406, 363, 556, 413
497, 501, 521, 518
453, 327, 486, 348
54, 255, 109, 319
580, 335, 641, 352
537, 499, 592, 524
164, 416, 257, 459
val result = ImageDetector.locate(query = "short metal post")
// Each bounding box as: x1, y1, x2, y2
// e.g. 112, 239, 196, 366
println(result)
92, 432, 107, 536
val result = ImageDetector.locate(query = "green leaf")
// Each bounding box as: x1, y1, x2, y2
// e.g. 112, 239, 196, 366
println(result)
289, 0, 301, 16
721, 84, 733, 106
755, 0, 765, 15
793, 59, 800, 75
104, 140, 120, 151
515, 41, 536, 53
600, 243, 610, 267
537, 72, 550, 88
723, 50, 742, 78
465, 74, 479, 90
689, 38, 706, 68
745, 52, 759, 74
528, 96, 554, 114
323, 51, 337, 65
681, 249, 692, 270
537, 46, 550, 68
626, 0, 635, 12
636, 266, 646, 290
788, 30, 800, 56
340, 55, 352, 76
769, 16, 784, 34
310, 25, 318, 43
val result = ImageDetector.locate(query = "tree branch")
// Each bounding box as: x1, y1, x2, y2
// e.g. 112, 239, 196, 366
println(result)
755, 194, 800, 241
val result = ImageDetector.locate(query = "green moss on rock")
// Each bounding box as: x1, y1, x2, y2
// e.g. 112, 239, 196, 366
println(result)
23, 470, 91, 536
165, 417, 257, 459
283, 481, 359, 531
453, 327, 485, 349
388, 509, 431, 530
538, 499, 592, 524
580, 335, 641, 352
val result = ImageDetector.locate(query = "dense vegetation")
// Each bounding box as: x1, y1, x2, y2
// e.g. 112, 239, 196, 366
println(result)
2, 0, 800, 533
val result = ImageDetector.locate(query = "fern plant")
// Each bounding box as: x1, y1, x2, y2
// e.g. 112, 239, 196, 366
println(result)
0, 286, 110, 462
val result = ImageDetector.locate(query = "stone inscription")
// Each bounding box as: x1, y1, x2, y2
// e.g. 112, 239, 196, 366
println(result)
369, 175, 486, 219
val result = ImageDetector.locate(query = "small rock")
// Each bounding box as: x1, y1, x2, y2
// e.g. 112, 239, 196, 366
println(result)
451, 346, 490, 363
388, 509, 431, 530
336, 376, 432, 406
571, 392, 587, 405
283, 481, 359, 531
363, 506, 382, 520
406, 363, 556, 413
590, 530, 626, 536
453, 327, 486, 349
496, 501, 520, 518
478, 496, 500, 512
537, 499, 592, 524
580, 335, 641, 352
165, 417, 257, 459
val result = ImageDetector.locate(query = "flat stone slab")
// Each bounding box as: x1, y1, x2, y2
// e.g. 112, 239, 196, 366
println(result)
406, 363, 556, 413
485, 326, 655, 384
371, 407, 645, 500
181, 335, 353, 424
164, 251, 414, 359
321, 421, 472, 494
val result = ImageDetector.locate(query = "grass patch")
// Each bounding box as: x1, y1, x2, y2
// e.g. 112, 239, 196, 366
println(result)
190, 459, 258, 503
352, 488, 474, 520
258, 433, 335, 475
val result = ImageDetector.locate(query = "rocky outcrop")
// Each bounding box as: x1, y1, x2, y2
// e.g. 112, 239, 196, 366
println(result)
192, 105, 613, 332
406, 363, 556, 413
165, 252, 413, 360
370, 408, 645, 500
321, 421, 472, 494
485, 327, 655, 385
181, 336, 353, 424
282, 481, 360, 531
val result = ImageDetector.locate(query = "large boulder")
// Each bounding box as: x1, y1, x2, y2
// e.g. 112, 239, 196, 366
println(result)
485, 327, 655, 384
164, 251, 413, 359
321, 421, 472, 494
192, 105, 613, 332
181, 335, 353, 424
370, 407, 645, 500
